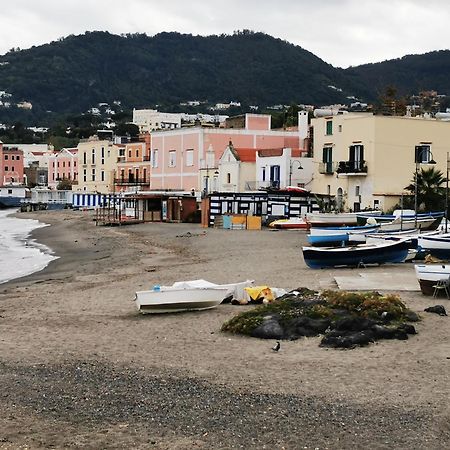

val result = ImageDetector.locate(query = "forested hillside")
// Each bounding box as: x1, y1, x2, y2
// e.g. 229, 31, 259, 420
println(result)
0, 30, 448, 124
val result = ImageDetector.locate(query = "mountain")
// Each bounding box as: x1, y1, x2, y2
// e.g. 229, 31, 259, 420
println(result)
0, 30, 448, 123
346, 50, 450, 99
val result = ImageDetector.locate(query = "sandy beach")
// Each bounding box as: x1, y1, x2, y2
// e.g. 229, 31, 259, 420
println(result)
0, 209, 449, 449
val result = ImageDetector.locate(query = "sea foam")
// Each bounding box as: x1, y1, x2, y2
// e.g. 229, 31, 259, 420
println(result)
0, 209, 59, 284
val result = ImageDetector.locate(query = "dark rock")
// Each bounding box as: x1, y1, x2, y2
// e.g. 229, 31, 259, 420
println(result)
251, 318, 284, 339
403, 310, 420, 322
333, 316, 376, 332
424, 305, 447, 316
396, 323, 417, 335
320, 330, 374, 348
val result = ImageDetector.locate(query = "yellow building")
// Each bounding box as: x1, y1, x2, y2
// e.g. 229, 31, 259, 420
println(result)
310, 113, 450, 212
75, 137, 119, 193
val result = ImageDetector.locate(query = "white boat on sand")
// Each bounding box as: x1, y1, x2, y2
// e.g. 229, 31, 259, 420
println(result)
134, 279, 254, 314
414, 264, 450, 295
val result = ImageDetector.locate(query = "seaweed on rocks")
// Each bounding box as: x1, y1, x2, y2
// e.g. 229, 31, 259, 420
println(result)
221, 288, 419, 349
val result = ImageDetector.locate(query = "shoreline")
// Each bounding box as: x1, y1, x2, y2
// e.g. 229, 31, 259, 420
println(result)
0, 209, 449, 448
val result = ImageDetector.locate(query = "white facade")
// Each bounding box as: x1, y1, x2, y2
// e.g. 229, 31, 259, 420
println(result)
256, 148, 313, 190
132, 108, 182, 132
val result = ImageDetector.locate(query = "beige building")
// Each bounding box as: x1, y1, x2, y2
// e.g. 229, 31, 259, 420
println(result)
310, 113, 450, 212
75, 137, 119, 193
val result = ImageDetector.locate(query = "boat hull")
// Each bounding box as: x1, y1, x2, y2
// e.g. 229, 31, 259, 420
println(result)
417, 233, 450, 259
414, 264, 450, 295
302, 240, 410, 269
135, 287, 229, 314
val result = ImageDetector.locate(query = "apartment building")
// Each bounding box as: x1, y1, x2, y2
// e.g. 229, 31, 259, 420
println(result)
310, 113, 450, 212
75, 137, 118, 193
0, 143, 24, 185
150, 113, 305, 194
47, 148, 78, 189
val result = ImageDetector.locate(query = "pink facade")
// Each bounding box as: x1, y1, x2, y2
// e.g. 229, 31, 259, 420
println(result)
48, 148, 78, 189
150, 113, 304, 191
115, 141, 152, 192
0, 143, 25, 185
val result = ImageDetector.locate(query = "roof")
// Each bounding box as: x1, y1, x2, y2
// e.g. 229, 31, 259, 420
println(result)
234, 148, 257, 162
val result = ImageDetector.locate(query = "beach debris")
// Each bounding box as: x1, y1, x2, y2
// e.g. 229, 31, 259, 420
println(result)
272, 341, 281, 352
221, 288, 419, 349
424, 305, 447, 316
175, 231, 207, 238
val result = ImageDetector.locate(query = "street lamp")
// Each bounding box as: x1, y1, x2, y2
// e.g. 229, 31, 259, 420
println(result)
289, 159, 303, 186
414, 147, 436, 228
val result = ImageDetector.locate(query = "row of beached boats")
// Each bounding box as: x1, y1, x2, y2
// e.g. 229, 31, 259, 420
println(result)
301, 211, 450, 269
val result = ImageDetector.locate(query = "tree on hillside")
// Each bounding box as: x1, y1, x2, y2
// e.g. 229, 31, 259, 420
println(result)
404, 167, 446, 212
374, 86, 407, 116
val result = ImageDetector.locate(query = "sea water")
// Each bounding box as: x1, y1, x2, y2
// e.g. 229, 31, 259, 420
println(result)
0, 209, 59, 284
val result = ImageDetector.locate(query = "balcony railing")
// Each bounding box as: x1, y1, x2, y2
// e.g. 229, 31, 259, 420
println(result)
336, 160, 368, 175
114, 178, 150, 185
318, 161, 335, 174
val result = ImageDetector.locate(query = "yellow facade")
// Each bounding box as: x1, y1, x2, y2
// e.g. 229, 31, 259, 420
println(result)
75, 138, 119, 193
310, 113, 450, 212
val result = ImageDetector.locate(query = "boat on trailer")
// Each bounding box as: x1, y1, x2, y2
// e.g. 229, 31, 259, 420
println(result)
134, 279, 254, 314
302, 239, 410, 269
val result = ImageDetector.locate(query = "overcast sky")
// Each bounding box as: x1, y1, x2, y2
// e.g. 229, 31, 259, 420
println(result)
1, 0, 449, 68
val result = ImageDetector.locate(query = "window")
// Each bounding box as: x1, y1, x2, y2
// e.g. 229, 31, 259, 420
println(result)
4, 166, 8, 171
185, 149, 194, 167
169, 150, 176, 167
152, 150, 159, 168
322, 146, 333, 173
349, 144, 364, 171
415, 144, 432, 163
355, 185, 360, 196
101, 147, 105, 158
92, 149, 95, 164
227, 173, 231, 184
101, 171, 105, 182
92, 169, 96, 181
262, 167, 266, 182
338, 125, 342, 132
8, 189, 12, 194
74, 161, 77, 167
119, 148, 125, 157
83, 152, 87, 164
16, 155, 20, 160
4, 155, 8, 160
83, 169, 87, 182
136, 149, 139, 158
326, 120, 333, 135
128, 150, 132, 158
11, 166, 14, 171
270, 165, 280, 188
63, 162, 65, 168
57, 162, 60, 168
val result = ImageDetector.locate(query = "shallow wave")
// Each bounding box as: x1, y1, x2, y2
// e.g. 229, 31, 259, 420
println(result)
0, 209, 59, 284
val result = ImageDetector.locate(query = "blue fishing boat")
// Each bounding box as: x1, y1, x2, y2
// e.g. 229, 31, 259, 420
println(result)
302, 238, 411, 269
307, 224, 380, 246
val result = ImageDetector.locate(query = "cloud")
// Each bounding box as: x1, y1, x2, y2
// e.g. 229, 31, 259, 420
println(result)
0, 0, 448, 67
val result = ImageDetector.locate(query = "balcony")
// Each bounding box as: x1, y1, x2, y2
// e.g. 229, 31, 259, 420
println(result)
336, 160, 368, 175
318, 162, 335, 174
114, 178, 150, 186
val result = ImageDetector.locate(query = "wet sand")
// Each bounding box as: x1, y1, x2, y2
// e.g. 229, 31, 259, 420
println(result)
0, 210, 449, 449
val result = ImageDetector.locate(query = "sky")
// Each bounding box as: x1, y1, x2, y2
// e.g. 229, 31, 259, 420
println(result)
0, 0, 449, 68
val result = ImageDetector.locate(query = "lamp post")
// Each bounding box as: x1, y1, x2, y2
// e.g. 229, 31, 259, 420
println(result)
446, 152, 449, 232
414, 147, 436, 228
289, 159, 303, 186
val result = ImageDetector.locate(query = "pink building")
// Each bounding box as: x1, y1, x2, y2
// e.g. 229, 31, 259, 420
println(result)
48, 148, 78, 189
150, 113, 304, 193
0, 143, 25, 185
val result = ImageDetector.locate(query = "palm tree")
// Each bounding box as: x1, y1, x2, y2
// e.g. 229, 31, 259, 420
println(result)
405, 167, 446, 212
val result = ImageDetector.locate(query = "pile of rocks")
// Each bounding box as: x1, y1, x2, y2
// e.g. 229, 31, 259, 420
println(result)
222, 288, 421, 349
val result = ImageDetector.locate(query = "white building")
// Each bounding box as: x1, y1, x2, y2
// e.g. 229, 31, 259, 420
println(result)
132, 108, 182, 133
